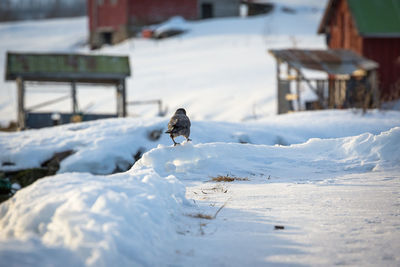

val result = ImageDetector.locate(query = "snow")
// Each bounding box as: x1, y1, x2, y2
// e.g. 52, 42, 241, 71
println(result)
1, 110, 400, 266
0, 169, 187, 266
136, 127, 400, 182
1, 2, 400, 266
1, 110, 400, 174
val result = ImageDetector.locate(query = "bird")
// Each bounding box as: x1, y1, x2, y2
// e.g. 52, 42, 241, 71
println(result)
165, 108, 191, 146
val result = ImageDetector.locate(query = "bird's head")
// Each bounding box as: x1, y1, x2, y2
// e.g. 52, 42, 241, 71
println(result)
175, 108, 186, 115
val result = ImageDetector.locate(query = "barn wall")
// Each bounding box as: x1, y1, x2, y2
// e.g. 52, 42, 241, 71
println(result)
87, 0, 129, 48
363, 38, 400, 100
87, 0, 128, 31
128, 0, 197, 26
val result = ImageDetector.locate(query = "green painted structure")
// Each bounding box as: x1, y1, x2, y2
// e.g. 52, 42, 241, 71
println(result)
5, 52, 131, 129
6, 52, 130, 82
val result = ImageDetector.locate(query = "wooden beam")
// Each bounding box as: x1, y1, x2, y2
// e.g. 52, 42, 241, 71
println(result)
116, 80, 127, 117
128, 100, 164, 116
16, 77, 25, 130
295, 69, 301, 111
71, 81, 78, 114
26, 95, 70, 112
121, 79, 127, 117
369, 70, 380, 108
276, 59, 281, 114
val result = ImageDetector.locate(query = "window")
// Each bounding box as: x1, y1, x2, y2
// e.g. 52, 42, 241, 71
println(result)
201, 3, 214, 19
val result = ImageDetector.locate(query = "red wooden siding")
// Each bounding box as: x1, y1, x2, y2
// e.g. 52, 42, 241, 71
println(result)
327, 0, 363, 54
88, 0, 198, 31
87, 0, 129, 31
363, 38, 400, 100
128, 0, 198, 25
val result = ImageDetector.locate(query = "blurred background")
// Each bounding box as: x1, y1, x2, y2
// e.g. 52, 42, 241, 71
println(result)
0, 0, 399, 131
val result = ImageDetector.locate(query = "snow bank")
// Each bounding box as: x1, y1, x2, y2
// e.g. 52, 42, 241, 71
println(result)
1, 125, 399, 266
0, 168, 187, 266
1, 110, 400, 174
135, 127, 400, 181
0, 117, 167, 174
151, 16, 190, 37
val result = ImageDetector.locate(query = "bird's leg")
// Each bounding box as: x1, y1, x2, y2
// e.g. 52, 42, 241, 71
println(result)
171, 136, 179, 146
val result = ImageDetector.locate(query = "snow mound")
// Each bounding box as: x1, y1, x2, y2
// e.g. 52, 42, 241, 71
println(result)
135, 127, 400, 181
0, 118, 167, 174
152, 16, 190, 37
0, 168, 187, 266
1, 111, 400, 175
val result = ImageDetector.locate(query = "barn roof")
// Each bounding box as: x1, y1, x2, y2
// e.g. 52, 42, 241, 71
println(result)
5, 52, 131, 83
318, 0, 400, 37
269, 49, 378, 75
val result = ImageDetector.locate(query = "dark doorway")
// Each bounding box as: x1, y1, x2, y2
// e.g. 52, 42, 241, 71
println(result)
102, 32, 113, 45
201, 3, 214, 19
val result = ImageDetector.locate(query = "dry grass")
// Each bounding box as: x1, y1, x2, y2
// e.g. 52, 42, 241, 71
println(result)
210, 175, 249, 182
201, 184, 228, 194
186, 201, 228, 221
187, 213, 214, 220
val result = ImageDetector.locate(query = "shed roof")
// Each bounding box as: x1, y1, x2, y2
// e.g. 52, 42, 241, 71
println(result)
318, 0, 400, 37
5, 52, 131, 83
269, 49, 378, 75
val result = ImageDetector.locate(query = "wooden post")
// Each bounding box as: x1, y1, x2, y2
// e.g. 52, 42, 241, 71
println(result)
16, 76, 25, 130
369, 70, 380, 108
71, 81, 78, 114
116, 79, 127, 117
328, 76, 335, 108
116, 83, 121, 117
276, 59, 281, 114
295, 69, 301, 111
121, 79, 127, 117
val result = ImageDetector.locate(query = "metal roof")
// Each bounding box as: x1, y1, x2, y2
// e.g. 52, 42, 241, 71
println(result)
5, 52, 131, 83
269, 49, 379, 75
348, 0, 400, 37
318, 0, 400, 37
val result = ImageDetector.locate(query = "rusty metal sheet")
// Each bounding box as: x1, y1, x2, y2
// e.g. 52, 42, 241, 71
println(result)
269, 49, 378, 75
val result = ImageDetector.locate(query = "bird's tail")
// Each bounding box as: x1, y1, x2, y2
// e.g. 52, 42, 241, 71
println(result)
165, 130, 171, 134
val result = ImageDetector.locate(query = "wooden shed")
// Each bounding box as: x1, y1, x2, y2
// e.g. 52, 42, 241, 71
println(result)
87, 0, 241, 49
318, 0, 400, 101
5, 52, 131, 130
269, 49, 379, 114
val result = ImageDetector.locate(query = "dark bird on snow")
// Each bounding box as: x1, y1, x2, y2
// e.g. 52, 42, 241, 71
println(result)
165, 108, 191, 146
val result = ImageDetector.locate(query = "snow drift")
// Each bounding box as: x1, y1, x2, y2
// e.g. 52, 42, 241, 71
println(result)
135, 127, 400, 181
0, 127, 399, 266
1, 110, 400, 175
0, 168, 187, 266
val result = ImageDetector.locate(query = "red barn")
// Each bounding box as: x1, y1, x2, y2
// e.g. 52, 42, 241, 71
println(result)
87, 0, 241, 49
318, 0, 400, 101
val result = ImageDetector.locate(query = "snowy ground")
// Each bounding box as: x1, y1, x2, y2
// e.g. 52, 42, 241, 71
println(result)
1, 110, 400, 266
1, 1, 400, 266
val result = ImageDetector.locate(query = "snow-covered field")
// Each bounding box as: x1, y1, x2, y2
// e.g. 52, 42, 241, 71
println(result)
1, 1, 400, 266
